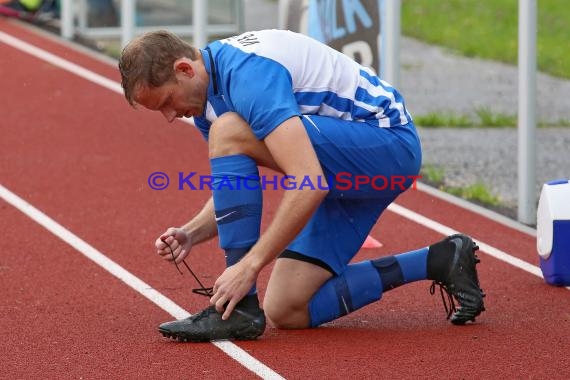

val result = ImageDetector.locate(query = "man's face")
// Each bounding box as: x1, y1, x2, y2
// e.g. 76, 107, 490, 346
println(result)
133, 59, 207, 123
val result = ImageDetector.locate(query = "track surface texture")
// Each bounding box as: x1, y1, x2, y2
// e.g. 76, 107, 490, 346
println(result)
1, 20, 569, 380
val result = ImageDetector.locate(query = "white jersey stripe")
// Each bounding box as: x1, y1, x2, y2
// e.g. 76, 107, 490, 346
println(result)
195, 30, 412, 138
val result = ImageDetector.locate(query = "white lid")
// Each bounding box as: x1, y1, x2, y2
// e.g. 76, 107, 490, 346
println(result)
537, 179, 570, 259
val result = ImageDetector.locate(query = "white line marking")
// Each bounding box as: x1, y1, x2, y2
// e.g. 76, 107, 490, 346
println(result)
0, 29, 197, 127
416, 182, 537, 237
388, 203, 570, 290
0, 184, 284, 380
0, 30, 123, 94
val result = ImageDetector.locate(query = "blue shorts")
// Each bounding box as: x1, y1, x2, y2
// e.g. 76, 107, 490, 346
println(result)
287, 115, 422, 274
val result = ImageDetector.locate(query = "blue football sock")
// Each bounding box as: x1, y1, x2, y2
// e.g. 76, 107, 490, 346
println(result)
225, 247, 257, 295
211, 154, 262, 296
308, 247, 429, 327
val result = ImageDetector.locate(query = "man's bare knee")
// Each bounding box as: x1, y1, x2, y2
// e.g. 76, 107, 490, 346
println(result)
263, 299, 310, 329
208, 112, 278, 169
263, 258, 332, 329
208, 113, 256, 158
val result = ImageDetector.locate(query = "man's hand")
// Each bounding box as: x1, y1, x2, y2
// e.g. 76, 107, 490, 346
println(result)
210, 260, 258, 320
155, 227, 193, 263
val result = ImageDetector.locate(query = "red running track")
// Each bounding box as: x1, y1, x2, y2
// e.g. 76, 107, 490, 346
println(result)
1, 19, 569, 379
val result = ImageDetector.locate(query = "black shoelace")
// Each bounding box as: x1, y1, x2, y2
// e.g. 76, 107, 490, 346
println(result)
161, 237, 213, 297
429, 281, 457, 320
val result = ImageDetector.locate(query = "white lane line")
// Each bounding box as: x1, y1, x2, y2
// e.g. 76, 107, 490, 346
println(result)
0, 30, 123, 94
415, 182, 537, 237
388, 203, 570, 291
0, 29, 196, 127
0, 184, 284, 380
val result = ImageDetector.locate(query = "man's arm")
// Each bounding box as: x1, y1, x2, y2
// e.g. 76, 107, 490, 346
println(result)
244, 116, 328, 269
211, 116, 328, 318
180, 196, 218, 246
156, 196, 218, 263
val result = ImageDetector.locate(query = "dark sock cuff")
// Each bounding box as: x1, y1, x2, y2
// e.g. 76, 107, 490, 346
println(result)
225, 247, 250, 267
427, 240, 454, 281
371, 256, 405, 291
238, 294, 260, 310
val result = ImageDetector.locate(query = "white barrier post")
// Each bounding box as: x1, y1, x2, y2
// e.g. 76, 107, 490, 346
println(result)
60, 0, 73, 40
193, 0, 208, 47
517, 0, 537, 224
380, 0, 401, 88
121, 0, 136, 48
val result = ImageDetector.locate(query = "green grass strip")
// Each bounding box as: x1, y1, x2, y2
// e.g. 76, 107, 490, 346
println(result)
402, 0, 570, 79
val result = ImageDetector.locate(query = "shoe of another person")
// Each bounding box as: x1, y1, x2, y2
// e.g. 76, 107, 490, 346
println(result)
430, 234, 486, 325
158, 294, 266, 342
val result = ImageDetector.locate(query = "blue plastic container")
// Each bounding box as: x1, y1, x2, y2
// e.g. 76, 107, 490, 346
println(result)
537, 179, 570, 286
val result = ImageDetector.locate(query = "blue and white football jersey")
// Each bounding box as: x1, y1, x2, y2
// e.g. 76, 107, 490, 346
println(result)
194, 29, 412, 140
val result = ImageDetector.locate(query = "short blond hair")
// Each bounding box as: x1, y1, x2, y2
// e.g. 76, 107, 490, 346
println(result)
118, 30, 197, 106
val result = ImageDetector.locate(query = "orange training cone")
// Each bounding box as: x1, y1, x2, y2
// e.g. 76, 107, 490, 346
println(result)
361, 234, 383, 249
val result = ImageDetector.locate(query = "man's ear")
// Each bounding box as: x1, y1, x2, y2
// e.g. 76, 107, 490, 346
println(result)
173, 58, 194, 78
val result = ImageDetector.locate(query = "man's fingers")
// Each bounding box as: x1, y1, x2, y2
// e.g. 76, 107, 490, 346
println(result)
211, 289, 236, 320
157, 227, 180, 247
155, 237, 166, 250
167, 246, 185, 261
210, 290, 223, 311
164, 227, 179, 237
157, 248, 170, 257
174, 249, 188, 264
157, 235, 180, 252
158, 244, 182, 260
213, 296, 226, 314
158, 232, 171, 242
156, 235, 173, 251
222, 299, 237, 320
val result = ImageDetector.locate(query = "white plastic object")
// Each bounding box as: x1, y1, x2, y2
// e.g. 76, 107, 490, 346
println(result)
537, 179, 570, 260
